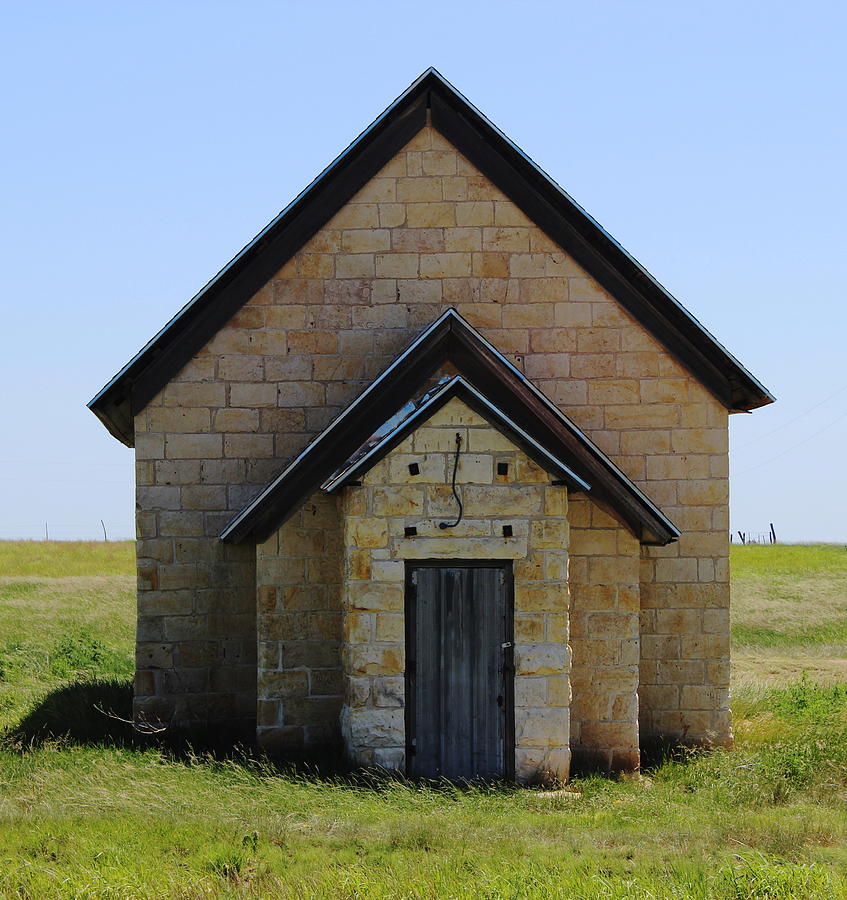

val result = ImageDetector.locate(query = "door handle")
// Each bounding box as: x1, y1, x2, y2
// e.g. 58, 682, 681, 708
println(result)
501, 642, 512, 649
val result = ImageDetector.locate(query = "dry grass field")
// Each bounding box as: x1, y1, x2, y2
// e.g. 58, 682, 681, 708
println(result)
0, 541, 845, 899
732, 543, 847, 684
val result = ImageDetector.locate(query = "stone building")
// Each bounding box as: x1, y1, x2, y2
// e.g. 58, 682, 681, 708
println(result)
89, 69, 773, 782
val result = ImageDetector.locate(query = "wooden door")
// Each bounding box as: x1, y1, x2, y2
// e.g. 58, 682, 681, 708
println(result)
406, 563, 514, 781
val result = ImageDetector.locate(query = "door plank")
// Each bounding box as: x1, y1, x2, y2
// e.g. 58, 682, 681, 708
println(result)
408, 564, 510, 780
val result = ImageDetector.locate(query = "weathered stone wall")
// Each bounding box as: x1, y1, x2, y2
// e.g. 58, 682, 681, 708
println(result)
340, 397, 572, 782
568, 496, 641, 772
133, 123, 731, 748
256, 492, 343, 753
134, 419, 258, 737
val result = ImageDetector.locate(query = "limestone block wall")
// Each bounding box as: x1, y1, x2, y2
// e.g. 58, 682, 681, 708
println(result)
568, 496, 642, 772
133, 122, 731, 747
134, 408, 258, 736
339, 397, 573, 782
256, 492, 343, 753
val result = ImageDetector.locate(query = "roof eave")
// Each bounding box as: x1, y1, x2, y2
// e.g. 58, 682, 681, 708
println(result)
87, 393, 134, 447
426, 76, 774, 413
87, 70, 441, 437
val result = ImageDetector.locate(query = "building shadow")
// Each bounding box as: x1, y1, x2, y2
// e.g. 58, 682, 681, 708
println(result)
2, 677, 135, 748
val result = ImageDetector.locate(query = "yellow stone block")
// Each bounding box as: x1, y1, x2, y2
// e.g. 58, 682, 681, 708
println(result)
455, 201, 494, 226
374, 253, 419, 278
341, 229, 391, 253
346, 645, 404, 676
518, 583, 567, 613
530, 520, 569, 549
514, 644, 568, 676
514, 707, 569, 748
386, 453, 446, 483
344, 612, 372, 643
515, 614, 545, 642
422, 150, 457, 175
419, 252, 472, 278
406, 202, 456, 227
482, 227, 530, 253
352, 177, 397, 204
397, 176, 442, 202
378, 203, 406, 227
347, 582, 403, 612
372, 486, 425, 517
442, 176, 468, 201
329, 204, 379, 229
375, 614, 404, 642
351, 519, 389, 549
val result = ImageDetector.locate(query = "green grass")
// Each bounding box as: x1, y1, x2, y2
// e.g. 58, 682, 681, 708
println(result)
0, 540, 134, 578
0, 541, 844, 898
0, 574, 134, 731
0, 540, 135, 730
0, 683, 845, 898
732, 543, 847, 579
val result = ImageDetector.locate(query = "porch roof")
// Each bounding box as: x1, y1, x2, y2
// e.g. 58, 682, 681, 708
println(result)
222, 309, 680, 546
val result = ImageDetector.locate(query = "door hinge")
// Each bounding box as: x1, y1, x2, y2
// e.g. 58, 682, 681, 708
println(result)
411, 570, 418, 586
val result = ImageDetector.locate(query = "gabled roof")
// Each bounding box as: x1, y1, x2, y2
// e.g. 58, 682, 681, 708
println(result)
88, 67, 773, 446
321, 375, 592, 494
222, 309, 681, 546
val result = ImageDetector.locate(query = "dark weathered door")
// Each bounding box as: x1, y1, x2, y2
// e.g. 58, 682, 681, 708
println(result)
406, 563, 514, 781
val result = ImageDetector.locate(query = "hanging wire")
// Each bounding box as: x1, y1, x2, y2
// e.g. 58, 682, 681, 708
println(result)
735, 382, 847, 450
439, 432, 464, 529
736, 406, 847, 475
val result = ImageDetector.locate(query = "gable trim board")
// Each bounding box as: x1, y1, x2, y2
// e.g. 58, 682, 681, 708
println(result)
88, 68, 774, 447
322, 375, 590, 494
221, 309, 680, 547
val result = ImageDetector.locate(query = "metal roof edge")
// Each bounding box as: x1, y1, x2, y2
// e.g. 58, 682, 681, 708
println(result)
219, 307, 458, 542
321, 375, 591, 494
88, 68, 441, 423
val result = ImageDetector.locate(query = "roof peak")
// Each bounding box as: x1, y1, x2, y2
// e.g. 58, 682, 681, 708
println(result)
88, 69, 772, 446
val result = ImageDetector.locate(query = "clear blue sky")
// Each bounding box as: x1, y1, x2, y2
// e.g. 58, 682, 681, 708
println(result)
1, 1, 844, 543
